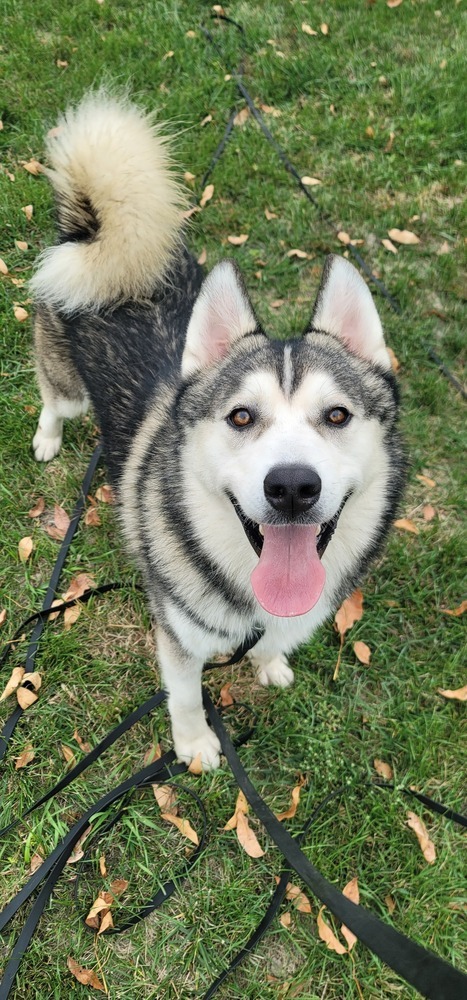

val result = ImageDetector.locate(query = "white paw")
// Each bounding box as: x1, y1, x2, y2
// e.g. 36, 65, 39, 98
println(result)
256, 655, 295, 689
33, 427, 62, 462
173, 725, 221, 771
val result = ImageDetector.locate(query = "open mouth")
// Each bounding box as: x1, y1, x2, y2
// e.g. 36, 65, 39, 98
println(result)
229, 493, 350, 618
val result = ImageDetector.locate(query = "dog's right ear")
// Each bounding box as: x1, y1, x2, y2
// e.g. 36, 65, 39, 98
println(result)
181, 261, 258, 377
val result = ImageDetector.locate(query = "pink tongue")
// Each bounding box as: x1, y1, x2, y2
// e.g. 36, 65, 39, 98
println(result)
251, 524, 326, 617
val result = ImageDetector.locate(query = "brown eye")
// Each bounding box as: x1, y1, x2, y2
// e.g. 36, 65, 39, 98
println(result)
326, 407, 351, 426
228, 407, 254, 428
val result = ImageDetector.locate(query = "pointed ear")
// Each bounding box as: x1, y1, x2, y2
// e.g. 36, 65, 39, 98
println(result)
181, 261, 258, 377
309, 255, 392, 369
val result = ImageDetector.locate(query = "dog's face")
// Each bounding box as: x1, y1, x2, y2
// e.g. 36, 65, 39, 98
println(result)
179, 256, 397, 617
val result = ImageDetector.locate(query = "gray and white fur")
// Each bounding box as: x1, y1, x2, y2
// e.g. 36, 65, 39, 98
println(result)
31, 92, 405, 769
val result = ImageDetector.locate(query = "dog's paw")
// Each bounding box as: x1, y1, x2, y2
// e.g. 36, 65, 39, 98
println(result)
174, 726, 222, 771
256, 655, 294, 688
33, 426, 62, 462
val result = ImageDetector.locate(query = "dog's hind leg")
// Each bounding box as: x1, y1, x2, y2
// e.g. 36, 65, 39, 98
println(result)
250, 651, 295, 688
33, 305, 89, 461
156, 625, 222, 770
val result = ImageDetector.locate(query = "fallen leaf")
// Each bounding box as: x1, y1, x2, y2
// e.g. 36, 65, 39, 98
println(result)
384, 132, 395, 153
385, 894, 396, 914
48, 597, 65, 622
387, 228, 420, 245
333, 589, 364, 681
320, 23, 329, 35
99, 855, 107, 877
302, 23, 318, 36
423, 504, 436, 522
67, 956, 106, 991
0, 608, 6, 627
188, 752, 203, 775
317, 907, 347, 954
184, 171, 196, 184
22, 158, 43, 175
301, 176, 321, 186
233, 107, 249, 126
394, 518, 419, 534
200, 114, 212, 127
63, 604, 81, 630
14, 306, 29, 322
235, 809, 265, 858
53, 504, 71, 537
197, 247, 207, 265
382, 238, 398, 254
287, 248, 309, 259
366, 125, 375, 138
227, 234, 249, 245
98, 910, 114, 935
143, 742, 162, 766
153, 783, 178, 811
224, 790, 249, 830
387, 0, 403, 6
199, 183, 214, 208
85, 895, 112, 928
374, 759, 393, 781
0, 257, 9, 274
219, 682, 234, 707
437, 240, 450, 255
437, 685, 467, 702
182, 205, 201, 220
29, 852, 44, 874
341, 877, 360, 950
15, 745, 35, 769
95, 484, 114, 503
353, 640, 371, 665
274, 879, 312, 913
406, 811, 436, 863
56, 59, 69, 68
260, 104, 282, 117
18, 536, 34, 563
416, 474, 436, 488
84, 506, 101, 526
270, 299, 285, 309
265, 208, 278, 220
62, 573, 96, 602
67, 825, 92, 864
280, 912, 292, 927
337, 231, 351, 245
61, 744, 77, 768
28, 497, 45, 518
162, 50, 174, 60
109, 878, 129, 897
276, 778, 305, 821
21, 205, 33, 221
387, 347, 400, 372
161, 812, 199, 845
73, 728, 91, 753
441, 601, 467, 617
0, 666, 25, 702
17, 680, 40, 710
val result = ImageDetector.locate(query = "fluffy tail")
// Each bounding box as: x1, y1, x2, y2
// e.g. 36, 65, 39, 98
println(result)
31, 91, 187, 313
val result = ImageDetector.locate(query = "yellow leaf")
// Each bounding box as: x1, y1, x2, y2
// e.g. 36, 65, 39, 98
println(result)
235, 809, 265, 858
374, 759, 393, 780
153, 784, 178, 811
406, 812, 436, 863
437, 685, 467, 702
184, 171, 196, 184
317, 907, 347, 954
387, 228, 420, 245
394, 517, 419, 534
353, 640, 371, 665
387, 0, 403, 7
98, 910, 114, 935
188, 752, 203, 775
161, 812, 199, 845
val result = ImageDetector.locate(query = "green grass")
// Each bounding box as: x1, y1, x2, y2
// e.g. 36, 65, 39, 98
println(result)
1, 1, 466, 997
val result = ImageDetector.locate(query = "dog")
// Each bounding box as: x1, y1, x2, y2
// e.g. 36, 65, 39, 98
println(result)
31, 92, 405, 769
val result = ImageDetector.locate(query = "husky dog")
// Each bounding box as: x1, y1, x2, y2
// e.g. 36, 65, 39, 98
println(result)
31, 93, 404, 769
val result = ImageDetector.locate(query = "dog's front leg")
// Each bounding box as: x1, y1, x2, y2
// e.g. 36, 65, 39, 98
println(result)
156, 625, 221, 770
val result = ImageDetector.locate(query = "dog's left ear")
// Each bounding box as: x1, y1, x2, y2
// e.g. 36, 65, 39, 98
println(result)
181, 260, 258, 377
307, 255, 392, 369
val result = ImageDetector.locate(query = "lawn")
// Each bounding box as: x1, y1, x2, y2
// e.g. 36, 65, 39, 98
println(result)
0, 1, 466, 998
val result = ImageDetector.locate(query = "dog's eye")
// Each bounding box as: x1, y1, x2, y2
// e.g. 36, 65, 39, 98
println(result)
326, 407, 351, 426
228, 407, 254, 429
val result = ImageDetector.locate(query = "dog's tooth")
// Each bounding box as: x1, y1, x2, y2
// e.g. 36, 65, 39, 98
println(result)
259, 525, 264, 536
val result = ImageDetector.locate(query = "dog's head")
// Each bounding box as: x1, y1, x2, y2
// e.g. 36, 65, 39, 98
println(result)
178, 256, 400, 618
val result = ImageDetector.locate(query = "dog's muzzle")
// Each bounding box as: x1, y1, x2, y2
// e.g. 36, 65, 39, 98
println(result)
229, 493, 350, 559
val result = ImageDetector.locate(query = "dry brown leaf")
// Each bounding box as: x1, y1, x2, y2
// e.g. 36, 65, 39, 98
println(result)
335, 590, 364, 639
197, 247, 207, 265
28, 497, 45, 518
341, 877, 360, 951
184, 170, 196, 184
233, 107, 249, 126
280, 912, 292, 927
224, 790, 249, 830
264, 208, 278, 220
353, 640, 371, 665
384, 132, 395, 153
321, 22, 329, 35
199, 183, 214, 208
143, 742, 162, 766
275, 879, 312, 913
302, 23, 318, 35
227, 233, 249, 246
188, 752, 203, 775
437, 685, 467, 702
423, 504, 436, 522
276, 778, 305, 821
385, 894, 396, 914
219, 682, 234, 707
416, 474, 436, 488
0, 608, 6, 628
73, 728, 91, 753
270, 299, 285, 309
67, 956, 106, 991
15, 745, 35, 769
22, 158, 43, 175
63, 603, 81, 630
14, 306, 29, 322
287, 248, 309, 259
387, 0, 403, 7
394, 517, 419, 534
67, 825, 92, 864
387, 347, 400, 372
406, 811, 436, 863
161, 812, 199, 845
441, 600, 467, 617
260, 104, 282, 117
21, 204, 33, 221
29, 852, 44, 874
387, 228, 420, 245
337, 231, 351, 245
382, 238, 398, 254
95, 484, 114, 503
0, 257, 8, 275
63, 573, 96, 602
182, 205, 202, 220
84, 506, 101, 526
99, 855, 107, 877
200, 114, 212, 127
301, 176, 321, 186
0, 666, 25, 702
98, 910, 114, 935
48, 598, 65, 622
17, 533, 34, 562
85, 895, 112, 928
109, 878, 129, 898
56, 59, 68, 68
16, 684, 39, 709
374, 759, 393, 780
61, 744, 77, 768
153, 783, 178, 811
235, 809, 265, 858
317, 907, 347, 954
366, 125, 375, 138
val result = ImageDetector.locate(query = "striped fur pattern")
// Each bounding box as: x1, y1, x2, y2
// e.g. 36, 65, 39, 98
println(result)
31, 93, 405, 769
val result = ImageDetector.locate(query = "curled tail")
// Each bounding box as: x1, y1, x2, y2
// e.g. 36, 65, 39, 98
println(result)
31, 90, 187, 313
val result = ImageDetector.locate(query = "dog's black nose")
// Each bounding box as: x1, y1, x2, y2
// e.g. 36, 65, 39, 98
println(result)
263, 464, 322, 517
